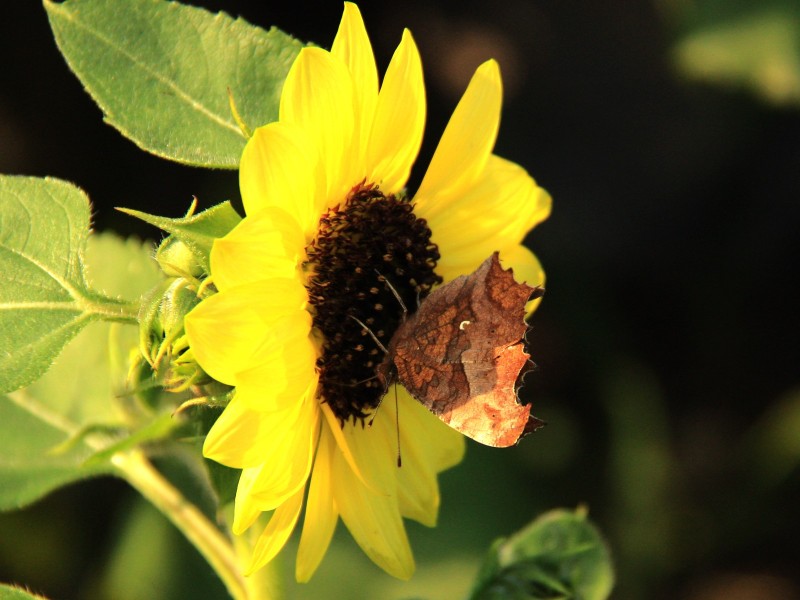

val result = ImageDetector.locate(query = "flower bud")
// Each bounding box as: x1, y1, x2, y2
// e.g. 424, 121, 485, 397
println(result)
155, 236, 203, 278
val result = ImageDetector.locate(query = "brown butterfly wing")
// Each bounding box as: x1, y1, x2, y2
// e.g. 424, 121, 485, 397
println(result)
387, 252, 538, 447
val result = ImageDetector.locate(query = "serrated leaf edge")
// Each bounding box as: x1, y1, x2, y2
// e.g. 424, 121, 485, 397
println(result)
44, 0, 244, 138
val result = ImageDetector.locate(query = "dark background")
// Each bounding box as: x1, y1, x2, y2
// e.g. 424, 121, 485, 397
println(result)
2, 1, 799, 599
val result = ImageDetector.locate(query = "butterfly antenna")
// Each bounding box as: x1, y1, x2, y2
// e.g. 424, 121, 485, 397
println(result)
348, 315, 388, 354
329, 374, 379, 388
395, 384, 402, 467
375, 270, 408, 315
368, 396, 383, 426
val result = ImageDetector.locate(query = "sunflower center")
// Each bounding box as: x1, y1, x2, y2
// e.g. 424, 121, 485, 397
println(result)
305, 182, 442, 425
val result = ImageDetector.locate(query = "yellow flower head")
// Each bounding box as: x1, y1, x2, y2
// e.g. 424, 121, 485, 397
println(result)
185, 2, 551, 582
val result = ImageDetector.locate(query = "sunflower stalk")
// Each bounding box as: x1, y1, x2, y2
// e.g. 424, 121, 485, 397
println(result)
110, 449, 250, 600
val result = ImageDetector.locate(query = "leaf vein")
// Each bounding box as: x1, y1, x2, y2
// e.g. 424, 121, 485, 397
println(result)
0, 301, 84, 311
6, 388, 82, 437
56, 6, 242, 137
0, 244, 85, 303
2, 312, 95, 362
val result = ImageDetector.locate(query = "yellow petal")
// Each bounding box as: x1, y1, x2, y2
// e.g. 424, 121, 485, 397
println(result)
342, 399, 397, 496
414, 60, 501, 219
423, 154, 551, 275
202, 377, 317, 470
233, 312, 317, 412
365, 29, 425, 194
332, 416, 415, 579
296, 426, 339, 582
246, 485, 305, 576
393, 388, 465, 525
184, 279, 308, 385
232, 467, 263, 534
497, 243, 546, 288
239, 122, 325, 237
319, 402, 371, 490
437, 244, 546, 314
202, 394, 276, 469
499, 244, 546, 314
331, 2, 378, 158
236, 389, 319, 515
210, 207, 306, 292
280, 47, 357, 207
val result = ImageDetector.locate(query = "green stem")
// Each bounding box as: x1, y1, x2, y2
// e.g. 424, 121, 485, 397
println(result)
111, 449, 248, 600
232, 519, 285, 600
93, 299, 140, 324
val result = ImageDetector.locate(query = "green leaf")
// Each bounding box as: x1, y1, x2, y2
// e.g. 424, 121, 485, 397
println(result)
0, 176, 136, 395
83, 232, 162, 301
0, 390, 116, 511
0, 233, 162, 511
672, 2, 800, 105
22, 233, 161, 425
83, 413, 177, 468
97, 498, 179, 599
0, 584, 49, 600
45, 0, 305, 168
120, 201, 242, 273
745, 386, 800, 487
470, 508, 614, 600
95, 490, 229, 599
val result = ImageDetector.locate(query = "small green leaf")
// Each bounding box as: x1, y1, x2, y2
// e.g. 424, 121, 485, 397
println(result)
0, 233, 162, 510
120, 201, 242, 273
83, 413, 178, 468
0, 176, 136, 395
0, 584, 49, 600
47, 422, 129, 457
0, 391, 115, 511
470, 508, 614, 600
45, 0, 305, 168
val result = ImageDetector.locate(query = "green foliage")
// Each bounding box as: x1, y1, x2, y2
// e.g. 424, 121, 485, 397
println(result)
0, 233, 162, 511
0, 4, 627, 598
601, 359, 678, 596
44, 0, 305, 168
470, 508, 614, 600
137, 278, 201, 375
0, 390, 116, 511
99, 499, 179, 599
671, 0, 800, 105
95, 496, 227, 600
0, 176, 135, 395
120, 201, 242, 273
0, 584, 49, 600
204, 454, 240, 507
746, 386, 800, 486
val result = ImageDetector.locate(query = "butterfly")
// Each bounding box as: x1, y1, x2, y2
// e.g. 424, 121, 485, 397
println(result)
376, 252, 544, 447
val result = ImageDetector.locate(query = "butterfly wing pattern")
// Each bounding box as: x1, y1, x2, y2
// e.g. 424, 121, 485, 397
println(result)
379, 252, 543, 447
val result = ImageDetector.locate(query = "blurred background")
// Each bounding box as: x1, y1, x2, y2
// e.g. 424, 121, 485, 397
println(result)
2, 1, 799, 598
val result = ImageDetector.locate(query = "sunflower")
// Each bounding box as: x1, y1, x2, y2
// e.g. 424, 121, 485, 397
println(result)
184, 2, 551, 582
